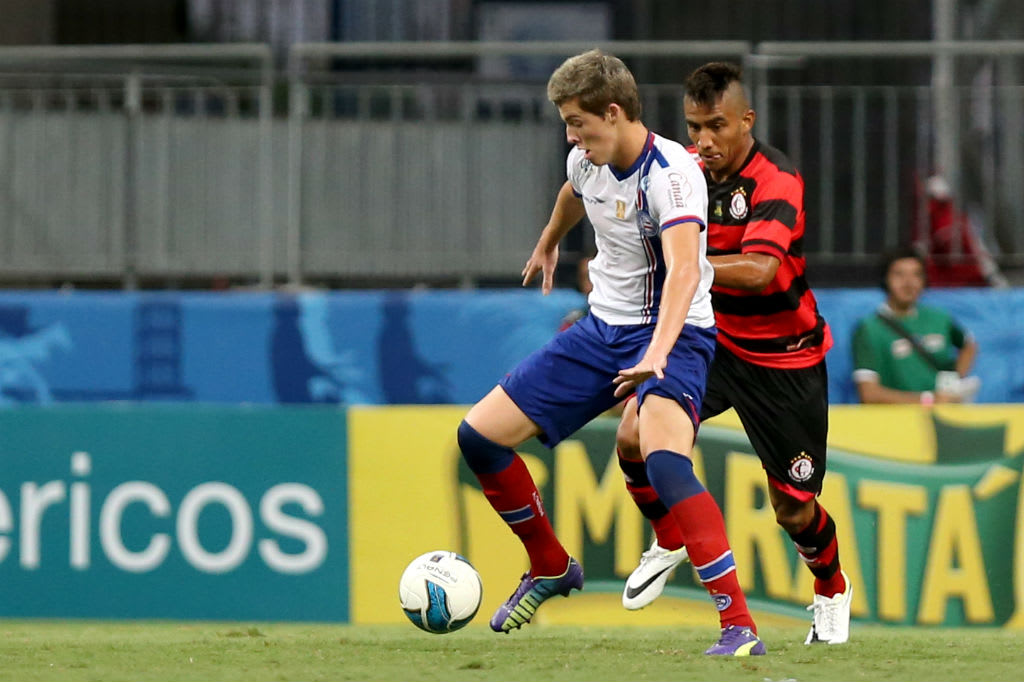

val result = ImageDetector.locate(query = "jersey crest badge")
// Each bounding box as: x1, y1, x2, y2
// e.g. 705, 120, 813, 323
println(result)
615, 200, 626, 219
636, 178, 657, 237
635, 208, 658, 237
729, 188, 749, 220
714, 200, 723, 218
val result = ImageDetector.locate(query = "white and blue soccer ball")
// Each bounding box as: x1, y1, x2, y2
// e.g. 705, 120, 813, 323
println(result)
399, 551, 482, 634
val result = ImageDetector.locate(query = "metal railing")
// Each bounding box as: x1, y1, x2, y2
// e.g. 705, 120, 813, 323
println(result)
284, 40, 751, 286
0, 44, 275, 288
0, 41, 1021, 288
755, 40, 1024, 274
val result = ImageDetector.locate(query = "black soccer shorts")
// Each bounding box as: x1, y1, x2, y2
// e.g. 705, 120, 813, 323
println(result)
699, 344, 829, 499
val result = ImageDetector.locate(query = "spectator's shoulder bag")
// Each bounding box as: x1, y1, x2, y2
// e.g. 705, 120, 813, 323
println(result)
875, 311, 946, 372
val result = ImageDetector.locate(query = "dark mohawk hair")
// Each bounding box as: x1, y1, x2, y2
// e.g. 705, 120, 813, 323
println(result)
685, 62, 743, 107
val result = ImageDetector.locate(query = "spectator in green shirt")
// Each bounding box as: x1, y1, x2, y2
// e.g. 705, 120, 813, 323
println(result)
852, 246, 979, 405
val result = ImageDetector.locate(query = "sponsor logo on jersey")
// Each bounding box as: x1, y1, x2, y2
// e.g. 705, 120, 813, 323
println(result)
666, 172, 691, 208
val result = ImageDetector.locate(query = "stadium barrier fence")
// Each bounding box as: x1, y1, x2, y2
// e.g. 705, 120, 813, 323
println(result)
0, 41, 1021, 286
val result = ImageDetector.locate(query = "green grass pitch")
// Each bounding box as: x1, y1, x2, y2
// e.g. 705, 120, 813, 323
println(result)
0, 621, 1021, 682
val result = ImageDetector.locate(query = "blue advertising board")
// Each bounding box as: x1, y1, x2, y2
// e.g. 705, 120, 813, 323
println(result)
0, 288, 1022, 407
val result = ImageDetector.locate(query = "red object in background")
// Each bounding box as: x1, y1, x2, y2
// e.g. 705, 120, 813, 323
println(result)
912, 175, 1004, 287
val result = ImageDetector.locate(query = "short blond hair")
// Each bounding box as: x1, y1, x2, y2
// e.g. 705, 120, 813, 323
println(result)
546, 49, 641, 120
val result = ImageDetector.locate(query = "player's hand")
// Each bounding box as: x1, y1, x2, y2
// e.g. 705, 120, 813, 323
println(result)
522, 243, 559, 295
613, 354, 667, 398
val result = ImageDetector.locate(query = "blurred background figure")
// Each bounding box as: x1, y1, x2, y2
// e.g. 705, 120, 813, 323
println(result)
851, 245, 980, 404
914, 174, 1009, 288
558, 254, 594, 332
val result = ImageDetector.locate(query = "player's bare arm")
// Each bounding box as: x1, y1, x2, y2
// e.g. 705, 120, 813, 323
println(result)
856, 377, 963, 404
614, 222, 702, 397
956, 337, 978, 377
707, 252, 780, 291
522, 180, 586, 294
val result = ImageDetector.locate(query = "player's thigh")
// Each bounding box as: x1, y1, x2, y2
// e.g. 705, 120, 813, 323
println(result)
638, 394, 696, 457
630, 323, 712, 456
698, 349, 733, 422
501, 315, 630, 447
733, 361, 829, 493
464, 385, 541, 447
634, 324, 714, 457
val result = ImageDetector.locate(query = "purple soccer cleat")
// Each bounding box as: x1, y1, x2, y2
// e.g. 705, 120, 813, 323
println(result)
704, 625, 767, 656
490, 558, 584, 632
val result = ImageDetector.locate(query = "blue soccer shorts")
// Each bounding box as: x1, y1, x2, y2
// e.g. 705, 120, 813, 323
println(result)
499, 312, 715, 447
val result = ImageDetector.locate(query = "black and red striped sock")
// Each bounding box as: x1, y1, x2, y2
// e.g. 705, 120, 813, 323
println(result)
617, 449, 685, 550
788, 502, 846, 597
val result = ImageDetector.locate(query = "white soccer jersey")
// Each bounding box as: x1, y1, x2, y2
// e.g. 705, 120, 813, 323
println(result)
567, 132, 715, 328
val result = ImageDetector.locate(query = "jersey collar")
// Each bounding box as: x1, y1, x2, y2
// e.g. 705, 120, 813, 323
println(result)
609, 131, 654, 181
879, 301, 918, 318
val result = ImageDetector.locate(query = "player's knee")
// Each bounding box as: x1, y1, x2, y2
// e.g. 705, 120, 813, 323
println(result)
773, 498, 815, 533
615, 408, 641, 461
457, 419, 515, 474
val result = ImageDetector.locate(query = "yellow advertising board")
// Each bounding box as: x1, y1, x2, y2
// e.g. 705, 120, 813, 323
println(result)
349, 405, 1024, 628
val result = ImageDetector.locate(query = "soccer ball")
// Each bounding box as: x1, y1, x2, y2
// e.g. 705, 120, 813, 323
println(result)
399, 551, 482, 634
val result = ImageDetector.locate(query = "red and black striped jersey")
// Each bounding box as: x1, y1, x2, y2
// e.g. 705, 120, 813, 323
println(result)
694, 140, 832, 369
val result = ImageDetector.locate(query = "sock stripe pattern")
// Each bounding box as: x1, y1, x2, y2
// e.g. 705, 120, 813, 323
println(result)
790, 502, 841, 579
694, 550, 737, 583
618, 452, 671, 519
499, 505, 536, 525
616, 452, 649, 486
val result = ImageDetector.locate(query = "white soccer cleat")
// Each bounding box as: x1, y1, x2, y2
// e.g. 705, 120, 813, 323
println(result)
804, 570, 852, 645
622, 540, 689, 610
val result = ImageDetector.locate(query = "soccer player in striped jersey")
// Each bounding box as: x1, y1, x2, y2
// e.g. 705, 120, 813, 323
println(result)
615, 62, 852, 645
456, 49, 764, 656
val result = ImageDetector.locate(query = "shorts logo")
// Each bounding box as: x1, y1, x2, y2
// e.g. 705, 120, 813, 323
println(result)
729, 188, 748, 220
789, 452, 814, 482
713, 594, 732, 612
